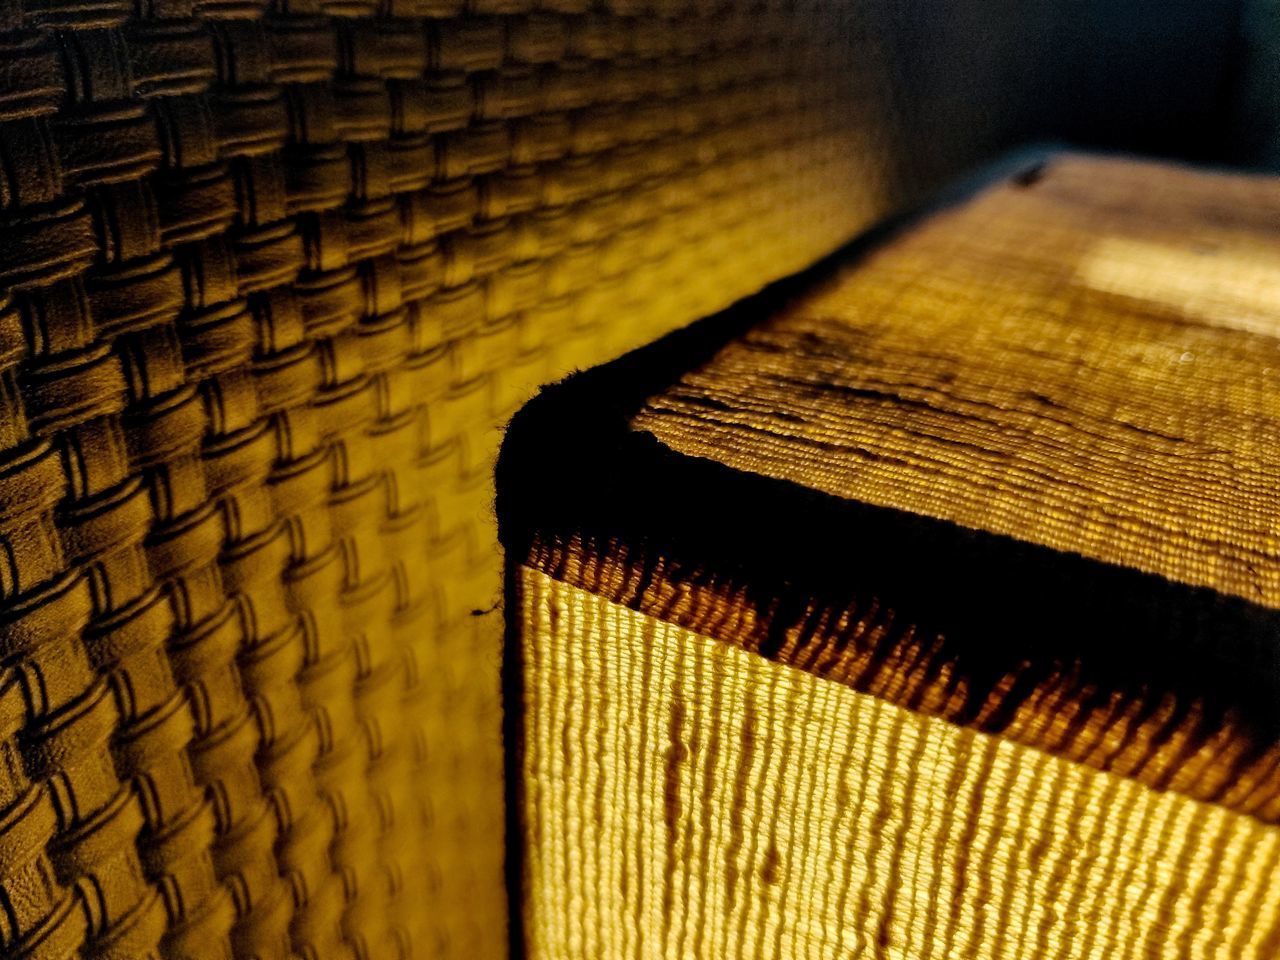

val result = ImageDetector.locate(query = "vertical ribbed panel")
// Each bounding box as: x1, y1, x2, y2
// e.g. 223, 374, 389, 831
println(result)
518, 567, 1280, 960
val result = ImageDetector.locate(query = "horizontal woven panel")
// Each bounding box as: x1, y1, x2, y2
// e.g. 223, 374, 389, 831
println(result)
635, 155, 1280, 607
0, 4, 889, 959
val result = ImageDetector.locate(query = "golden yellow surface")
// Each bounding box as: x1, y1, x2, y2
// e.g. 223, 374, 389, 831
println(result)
517, 567, 1280, 960
635, 156, 1280, 607
0, 5, 894, 957
414, 110, 881, 955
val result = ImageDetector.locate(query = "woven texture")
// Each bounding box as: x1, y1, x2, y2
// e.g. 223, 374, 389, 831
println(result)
0, 0, 1245, 957
634, 156, 1280, 606
517, 568, 1280, 960
0, 4, 901, 959
501, 153, 1280, 958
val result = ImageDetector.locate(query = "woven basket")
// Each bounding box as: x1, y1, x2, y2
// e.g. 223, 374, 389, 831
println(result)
500, 152, 1280, 960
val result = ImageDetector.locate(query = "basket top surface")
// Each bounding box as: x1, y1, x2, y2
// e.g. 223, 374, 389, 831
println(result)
632, 153, 1280, 609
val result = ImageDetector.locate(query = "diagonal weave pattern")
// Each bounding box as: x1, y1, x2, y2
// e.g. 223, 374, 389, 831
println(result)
0, 3, 1242, 960
0, 2, 903, 958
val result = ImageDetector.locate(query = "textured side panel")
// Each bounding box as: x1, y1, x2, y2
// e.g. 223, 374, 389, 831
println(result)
517, 566, 1280, 960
